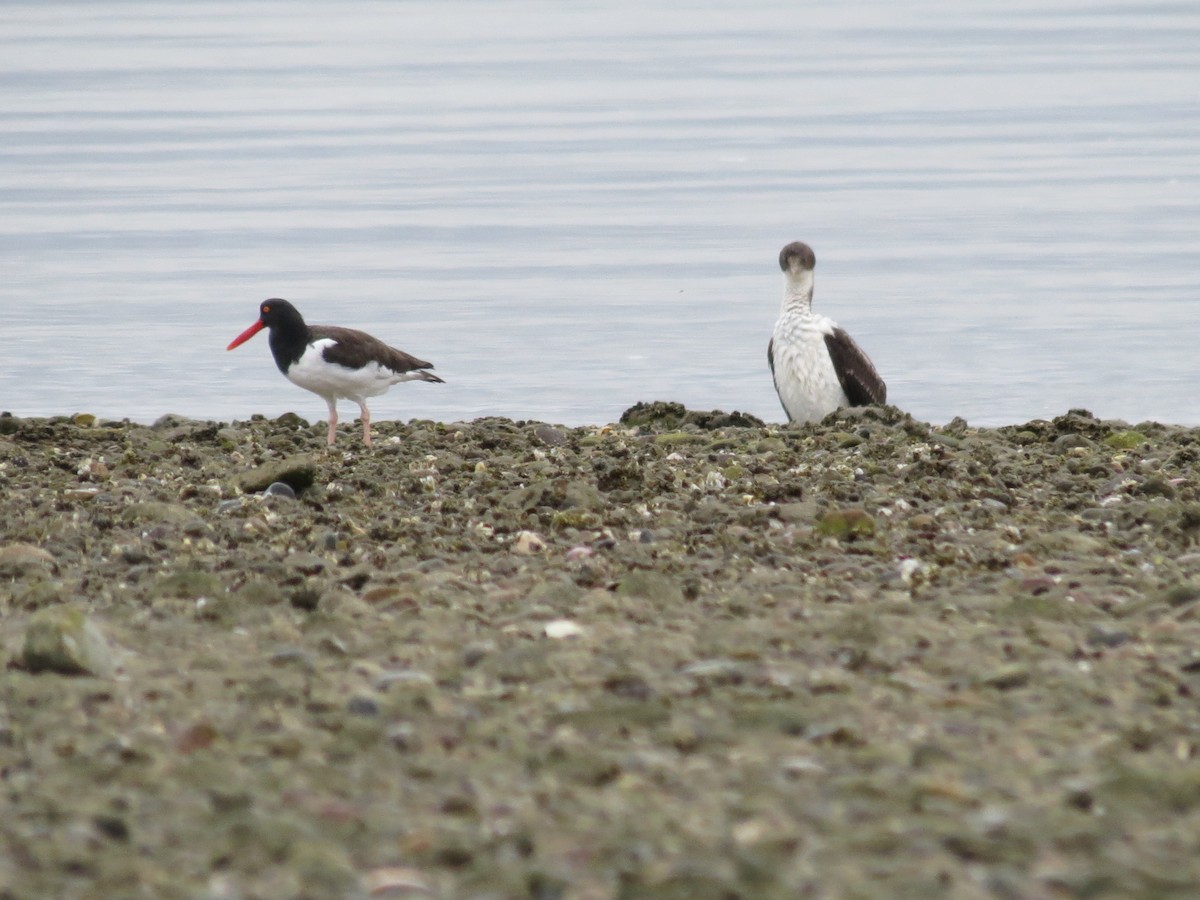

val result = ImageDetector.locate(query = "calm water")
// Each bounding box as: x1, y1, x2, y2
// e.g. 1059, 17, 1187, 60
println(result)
3, 1, 1198, 428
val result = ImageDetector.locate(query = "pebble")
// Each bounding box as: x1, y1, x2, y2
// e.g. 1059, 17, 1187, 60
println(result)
617, 570, 684, 604
233, 454, 317, 494
543, 619, 585, 639
0, 543, 58, 577
1086, 625, 1133, 648
386, 723, 422, 753
816, 508, 877, 540
980, 664, 1031, 690
364, 865, 433, 895
533, 424, 568, 447
512, 531, 547, 554
679, 658, 745, 684
375, 670, 436, 690
22, 607, 116, 677
347, 696, 380, 717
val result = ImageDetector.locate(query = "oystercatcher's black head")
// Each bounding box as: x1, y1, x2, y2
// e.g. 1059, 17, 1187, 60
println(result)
226, 298, 306, 351
778, 241, 816, 274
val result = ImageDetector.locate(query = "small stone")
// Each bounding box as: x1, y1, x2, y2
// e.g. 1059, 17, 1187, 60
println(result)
897, 557, 926, 585
122, 502, 208, 535
1086, 625, 1132, 648
63, 487, 103, 501
980, 664, 1031, 690
680, 658, 745, 684
375, 670, 435, 691
512, 531, 546, 554
22, 607, 116, 677
0, 543, 58, 577
318, 635, 349, 656
775, 501, 818, 523
290, 592, 324, 614
462, 641, 494, 667
544, 619, 585, 639
533, 424, 568, 447
816, 508, 876, 540
155, 569, 223, 601
92, 814, 130, 843
314, 530, 340, 552
617, 570, 684, 604
781, 756, 827, 778
175, 720, 220, 754
347, 696, 380, 717
269, 647, 317, 670
1162, 583, 1200, 607
1053, 433, 1092, 452
233, 454, 317, 495
364, 865, 433, 895
386, 724, 422, 753
284, 553, 329, 577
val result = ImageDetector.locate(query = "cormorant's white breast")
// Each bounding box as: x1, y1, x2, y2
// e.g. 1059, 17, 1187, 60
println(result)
768, 241, 885, 423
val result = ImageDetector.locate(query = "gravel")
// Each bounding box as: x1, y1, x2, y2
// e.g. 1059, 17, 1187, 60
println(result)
3, 403, 1200, 898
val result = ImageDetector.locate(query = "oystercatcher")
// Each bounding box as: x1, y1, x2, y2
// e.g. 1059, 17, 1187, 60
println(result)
227, 298, 444, 446
768, 241, 886, 423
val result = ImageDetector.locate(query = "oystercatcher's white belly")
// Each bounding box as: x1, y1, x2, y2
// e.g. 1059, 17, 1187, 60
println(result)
287, 339, 402, 402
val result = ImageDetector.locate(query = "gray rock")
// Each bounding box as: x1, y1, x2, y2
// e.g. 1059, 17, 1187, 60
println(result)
0, 543, 58, 577
22, 607, 116, 677
121, 502, 208, 535
533, 424, 569, 447
617, 570, 684, 604
233, 454, 317, 495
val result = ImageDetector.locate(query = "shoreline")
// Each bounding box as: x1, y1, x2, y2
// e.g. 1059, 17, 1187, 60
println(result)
4, 402, 1200, 896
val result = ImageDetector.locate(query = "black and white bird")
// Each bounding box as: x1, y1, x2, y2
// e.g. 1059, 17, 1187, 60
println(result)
767, 241, 886, 423
227, 298, 444, 446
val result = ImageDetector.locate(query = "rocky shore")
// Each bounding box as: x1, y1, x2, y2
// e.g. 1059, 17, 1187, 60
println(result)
3, 403, 1200, 898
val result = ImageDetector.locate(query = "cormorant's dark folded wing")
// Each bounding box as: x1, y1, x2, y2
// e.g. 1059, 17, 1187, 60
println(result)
824, 328, 886, 407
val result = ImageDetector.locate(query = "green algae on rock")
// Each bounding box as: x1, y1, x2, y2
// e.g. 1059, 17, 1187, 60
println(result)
21, 606, 116, 676
816, 507, 877, 539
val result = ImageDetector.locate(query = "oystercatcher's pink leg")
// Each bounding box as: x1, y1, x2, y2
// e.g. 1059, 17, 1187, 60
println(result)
358, 402, 372, 446
324, 398, 338, 446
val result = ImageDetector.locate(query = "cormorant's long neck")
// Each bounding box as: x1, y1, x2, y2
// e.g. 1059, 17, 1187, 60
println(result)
780, 270, 815, 317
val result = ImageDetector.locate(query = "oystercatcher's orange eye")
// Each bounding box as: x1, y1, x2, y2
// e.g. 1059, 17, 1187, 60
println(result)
262, 304, 270, 314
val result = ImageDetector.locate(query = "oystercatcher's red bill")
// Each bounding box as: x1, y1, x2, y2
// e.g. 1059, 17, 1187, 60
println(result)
227, 318, 265, 350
